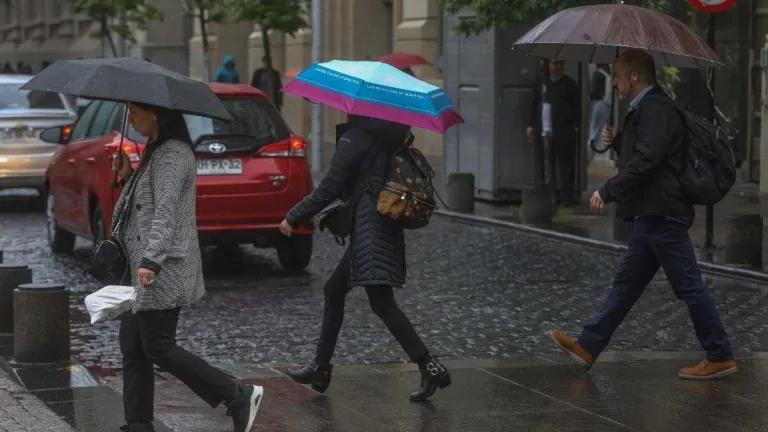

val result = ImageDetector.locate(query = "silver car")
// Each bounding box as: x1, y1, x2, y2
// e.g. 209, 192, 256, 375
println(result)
0, 75, 77, 194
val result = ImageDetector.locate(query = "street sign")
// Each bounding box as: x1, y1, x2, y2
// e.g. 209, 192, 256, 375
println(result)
687, 0, 737, 13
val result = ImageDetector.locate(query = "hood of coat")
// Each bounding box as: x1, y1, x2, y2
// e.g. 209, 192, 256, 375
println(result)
335, 115, 411, 148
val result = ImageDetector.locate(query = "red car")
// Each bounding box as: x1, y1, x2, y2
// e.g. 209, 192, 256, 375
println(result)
40, 84, 315, 271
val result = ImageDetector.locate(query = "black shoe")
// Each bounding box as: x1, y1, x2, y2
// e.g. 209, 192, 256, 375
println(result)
226, 384, 264, 432
410, 356, 451, 402
119, 423, 155, 432
287, 363, 333, 393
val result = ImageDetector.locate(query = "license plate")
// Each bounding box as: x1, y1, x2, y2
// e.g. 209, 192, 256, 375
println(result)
197, 158, 243, 175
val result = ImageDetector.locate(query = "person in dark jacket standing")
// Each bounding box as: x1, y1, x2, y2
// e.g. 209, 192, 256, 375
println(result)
278, 115, 451, 401
527, 59, 582, 206
550, 49, 736, 380
250, 56, 283, 112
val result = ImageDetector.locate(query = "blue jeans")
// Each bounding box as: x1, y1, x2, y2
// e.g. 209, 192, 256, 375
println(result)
578, 216, 733, 362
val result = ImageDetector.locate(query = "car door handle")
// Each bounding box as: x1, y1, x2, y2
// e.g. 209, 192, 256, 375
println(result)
85, 157, 96, 164
66, 158, 75, 165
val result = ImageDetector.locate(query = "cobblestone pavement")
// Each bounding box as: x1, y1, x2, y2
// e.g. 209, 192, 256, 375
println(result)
0, 369, 73, 431
1, 192, 768, 376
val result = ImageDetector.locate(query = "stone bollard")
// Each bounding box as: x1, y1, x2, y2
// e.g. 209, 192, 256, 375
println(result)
725, 214, 763, 268
14, 283, 70, 364
446, 173, 475, 212
0, 264, 33, 334
521, 183, 554, 225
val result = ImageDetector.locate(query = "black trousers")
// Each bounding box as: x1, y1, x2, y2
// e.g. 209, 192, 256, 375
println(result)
314, 256, 429, 366
550, 126, 579, 205
119, 308, 238, 424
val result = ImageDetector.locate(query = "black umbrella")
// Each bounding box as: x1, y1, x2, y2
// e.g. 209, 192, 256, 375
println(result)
20, 57, 233, 122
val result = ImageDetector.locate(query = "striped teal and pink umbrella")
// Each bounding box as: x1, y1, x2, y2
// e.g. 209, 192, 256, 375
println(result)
281, 60, 463, 134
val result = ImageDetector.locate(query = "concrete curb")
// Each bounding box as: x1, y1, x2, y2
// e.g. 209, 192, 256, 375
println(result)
435, 209, 768, 284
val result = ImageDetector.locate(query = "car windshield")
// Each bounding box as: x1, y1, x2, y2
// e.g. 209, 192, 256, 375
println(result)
184, 98, 290, 143
0, 83, 66, 111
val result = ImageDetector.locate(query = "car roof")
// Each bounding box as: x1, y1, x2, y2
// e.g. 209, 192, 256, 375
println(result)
205, 82, 269, 98
0, 75, 33, 84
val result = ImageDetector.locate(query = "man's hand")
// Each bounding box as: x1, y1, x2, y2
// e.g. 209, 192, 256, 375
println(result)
138, 268, 155, 288
601, 125, 616, 147
590, 190, 605, 214
526, 126, 535, 139
279, 219, 294, 237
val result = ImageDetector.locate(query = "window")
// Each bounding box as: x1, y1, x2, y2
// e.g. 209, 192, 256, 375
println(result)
69, 101, 101, 142
183, 98, 290, 143
88, 101, 120, 138
0, 84, 66, 110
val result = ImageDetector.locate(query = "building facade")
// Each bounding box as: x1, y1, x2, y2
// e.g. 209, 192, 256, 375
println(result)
0, 0, 191, 76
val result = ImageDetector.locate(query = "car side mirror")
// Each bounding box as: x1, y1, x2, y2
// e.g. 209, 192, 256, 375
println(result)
40, 125, 72, 145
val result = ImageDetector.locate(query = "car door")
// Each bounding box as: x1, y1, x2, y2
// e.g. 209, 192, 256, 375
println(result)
74, 101, 121, 235
52, 101, 101, 235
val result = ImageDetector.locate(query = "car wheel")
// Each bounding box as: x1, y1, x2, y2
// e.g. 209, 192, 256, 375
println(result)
277, 235, 313, 272
46, 192, 76, 254
91, 204, 107, 246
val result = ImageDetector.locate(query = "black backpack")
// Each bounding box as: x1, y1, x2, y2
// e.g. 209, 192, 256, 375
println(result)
647, 95, 736, 206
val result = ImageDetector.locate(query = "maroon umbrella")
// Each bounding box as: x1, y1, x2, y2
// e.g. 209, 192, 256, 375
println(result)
513, 4, 721, 68
379, 52, 431, 70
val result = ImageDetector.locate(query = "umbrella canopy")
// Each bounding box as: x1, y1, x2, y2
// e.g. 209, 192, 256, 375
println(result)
282, 60, 463, 134
378, 52, 431, 70
513, 4, 721, 68
20, 57, 233, 122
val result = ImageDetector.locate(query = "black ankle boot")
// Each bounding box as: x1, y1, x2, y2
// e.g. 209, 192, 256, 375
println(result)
287, 363, 333, 393
410, 356, 451, 402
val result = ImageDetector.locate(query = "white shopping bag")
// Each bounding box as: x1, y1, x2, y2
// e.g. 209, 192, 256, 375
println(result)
84, 285, 136, 324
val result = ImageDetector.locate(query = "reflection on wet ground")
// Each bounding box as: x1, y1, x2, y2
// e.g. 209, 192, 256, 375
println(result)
18, 353, 768, 431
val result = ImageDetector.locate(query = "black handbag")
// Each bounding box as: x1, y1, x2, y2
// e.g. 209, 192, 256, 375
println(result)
315, 145, 379, 245
88, 171, 140, 285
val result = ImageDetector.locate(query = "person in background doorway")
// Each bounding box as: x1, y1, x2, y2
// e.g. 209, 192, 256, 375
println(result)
214, 56, 240, 84
250, 56, 283, 112
587, 64, 613, 162
527, 59, 582, 207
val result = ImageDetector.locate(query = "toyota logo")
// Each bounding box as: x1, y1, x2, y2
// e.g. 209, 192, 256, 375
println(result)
208, 142, 226, 153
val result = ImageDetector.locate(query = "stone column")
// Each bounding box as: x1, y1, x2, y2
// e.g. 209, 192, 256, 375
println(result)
282, 28, 313, 139
760, 33, 768, 214
393, 0, 440, 78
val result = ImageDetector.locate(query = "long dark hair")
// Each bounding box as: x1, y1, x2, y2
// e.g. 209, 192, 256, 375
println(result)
131, 102, 192, 172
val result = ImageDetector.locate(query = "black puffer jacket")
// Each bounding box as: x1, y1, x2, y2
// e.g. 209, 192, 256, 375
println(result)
286, 116, 410, 288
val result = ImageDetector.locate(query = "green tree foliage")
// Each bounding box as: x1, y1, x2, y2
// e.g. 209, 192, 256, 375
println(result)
69, 0, 163, 57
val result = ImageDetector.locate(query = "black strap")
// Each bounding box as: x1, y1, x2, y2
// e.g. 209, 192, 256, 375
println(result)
112, 166, 143, 237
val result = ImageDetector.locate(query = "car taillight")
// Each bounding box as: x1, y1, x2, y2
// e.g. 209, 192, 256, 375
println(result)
105, 143, 141, 162
257, 137, 307, 158
61, 125, 73, 142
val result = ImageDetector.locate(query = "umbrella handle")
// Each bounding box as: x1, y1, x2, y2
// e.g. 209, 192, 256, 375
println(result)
590, 92, 616, 154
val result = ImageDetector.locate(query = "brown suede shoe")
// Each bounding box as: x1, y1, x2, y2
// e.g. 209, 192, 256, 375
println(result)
678, 360, 737, 380
550, 329, 596, 369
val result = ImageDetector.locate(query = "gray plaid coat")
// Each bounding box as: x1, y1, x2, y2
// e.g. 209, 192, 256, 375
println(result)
111, 139, 205, 313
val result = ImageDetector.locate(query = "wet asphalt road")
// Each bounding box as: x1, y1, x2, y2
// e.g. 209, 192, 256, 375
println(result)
1, 192, 767, 374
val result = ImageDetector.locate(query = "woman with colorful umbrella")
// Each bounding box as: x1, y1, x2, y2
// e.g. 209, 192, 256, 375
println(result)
23, 57, 263, 432
278, 60, 462, 401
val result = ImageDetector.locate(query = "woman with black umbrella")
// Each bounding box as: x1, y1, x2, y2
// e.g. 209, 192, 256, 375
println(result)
22, 58, 264, 432
111, 102, 262, 432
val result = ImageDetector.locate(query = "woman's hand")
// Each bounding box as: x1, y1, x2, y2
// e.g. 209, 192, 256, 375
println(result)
112, 150, 133, 180
138, 268, 155, 288
279, 219, 294, 237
